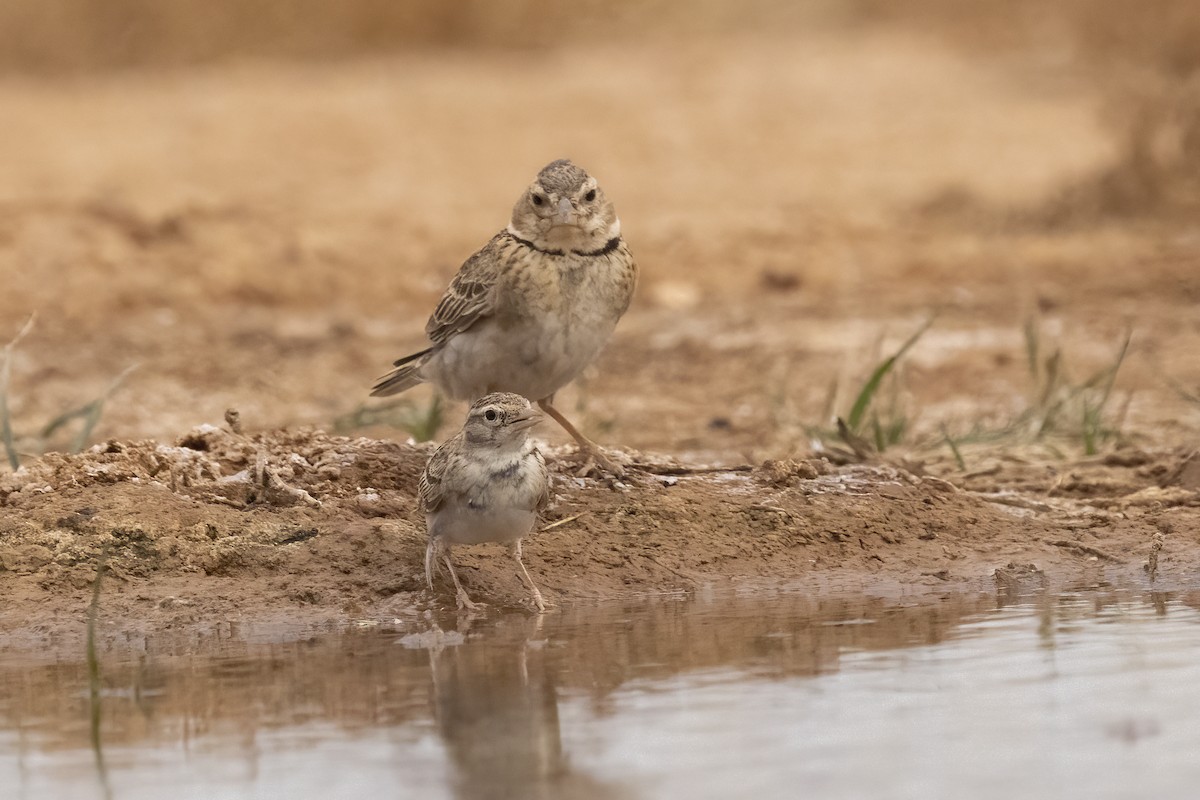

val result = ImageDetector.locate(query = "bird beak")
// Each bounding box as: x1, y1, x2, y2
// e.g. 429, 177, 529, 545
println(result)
554, 196, 576, 226
509, 408, 543, 431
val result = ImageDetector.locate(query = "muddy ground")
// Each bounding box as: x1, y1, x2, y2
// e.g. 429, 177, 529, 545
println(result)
1, 17, 1199, 650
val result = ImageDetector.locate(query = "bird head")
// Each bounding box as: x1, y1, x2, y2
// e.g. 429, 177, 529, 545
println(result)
463, 392, 543, 449
509, 159, 619, 252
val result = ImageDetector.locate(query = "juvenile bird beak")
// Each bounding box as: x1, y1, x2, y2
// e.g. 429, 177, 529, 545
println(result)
554, 196, 576, 226
509, 408, 544, 431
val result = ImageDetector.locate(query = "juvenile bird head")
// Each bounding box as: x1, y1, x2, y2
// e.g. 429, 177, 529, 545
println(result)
510, 159, 619, 252
463, 392, 543, 449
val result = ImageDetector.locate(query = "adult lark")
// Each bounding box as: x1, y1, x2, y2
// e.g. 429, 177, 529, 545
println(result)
372, 159, 637, 476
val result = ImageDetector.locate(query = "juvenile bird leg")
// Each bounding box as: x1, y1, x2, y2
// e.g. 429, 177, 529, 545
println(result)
537, 397, 625, 478
508, 539, 547, 612
441, 551, 485, 612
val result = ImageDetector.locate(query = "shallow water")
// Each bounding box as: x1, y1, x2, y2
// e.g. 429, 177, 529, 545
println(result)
3, 587, 1200, 800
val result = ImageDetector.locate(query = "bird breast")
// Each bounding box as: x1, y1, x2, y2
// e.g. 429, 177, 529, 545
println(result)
427, 237, 636, 402
503, 244, 635, 361
427, 505, 538, 546
427, 450, 547, 545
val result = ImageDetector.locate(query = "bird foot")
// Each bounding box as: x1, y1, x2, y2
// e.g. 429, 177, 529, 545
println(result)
455, 590, 486, 613
527, 590, 549, 613
575, 447, 627, 480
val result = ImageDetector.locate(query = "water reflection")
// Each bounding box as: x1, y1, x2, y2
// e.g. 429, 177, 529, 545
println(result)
3, 586, 1200, 799
429, 616, 626, 799
86, 553, 113, 800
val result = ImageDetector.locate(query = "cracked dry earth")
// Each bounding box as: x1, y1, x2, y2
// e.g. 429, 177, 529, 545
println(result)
1, 423, 1198, 653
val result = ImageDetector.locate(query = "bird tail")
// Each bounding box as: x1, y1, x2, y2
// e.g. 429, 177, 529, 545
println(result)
370, 347, 432, 396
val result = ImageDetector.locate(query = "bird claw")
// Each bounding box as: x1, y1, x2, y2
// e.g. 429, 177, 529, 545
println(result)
575, 447, 627, 480
455, 591, 486, 613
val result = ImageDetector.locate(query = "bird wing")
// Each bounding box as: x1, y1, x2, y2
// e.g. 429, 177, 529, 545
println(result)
418, 435, 461, 514
424, 235, 507, 345
533, 449, 552, 514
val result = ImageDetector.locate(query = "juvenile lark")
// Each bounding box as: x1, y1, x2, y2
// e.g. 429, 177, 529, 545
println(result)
372, 159, 637, 476
420, 392, 551, 612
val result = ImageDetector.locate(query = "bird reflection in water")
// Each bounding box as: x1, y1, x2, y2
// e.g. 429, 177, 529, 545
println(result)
428, 613, 628, 800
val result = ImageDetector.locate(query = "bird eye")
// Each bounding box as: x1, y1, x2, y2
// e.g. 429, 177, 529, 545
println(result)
531, 194, 544, 206
484, 409, 498, 422
584, 189, 596, 202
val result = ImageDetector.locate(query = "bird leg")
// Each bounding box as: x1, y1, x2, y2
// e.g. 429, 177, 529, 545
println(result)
508, 539, 547, 612
424, 538, 439, 590
536, 397, 625, 478
441, 551, 485, 612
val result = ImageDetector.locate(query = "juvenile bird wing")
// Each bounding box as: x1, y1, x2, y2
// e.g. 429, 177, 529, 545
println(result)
424, 235, 507, 345
418, 435, 463, 514
532, 449, 552, 514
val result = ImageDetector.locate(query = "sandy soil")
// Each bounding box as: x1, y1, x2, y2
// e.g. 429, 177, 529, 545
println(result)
1, 27, 1199, 646
0, 426, 1197, 652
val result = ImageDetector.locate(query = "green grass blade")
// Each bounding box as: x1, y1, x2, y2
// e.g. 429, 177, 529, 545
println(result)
408, 394, 443, 442
42, 365, 137, 453
818, 373, 840, 426
941, 426, 967, 470
847, 317, 933, 432
1082, 400, 1098, 455
1094, 329, 1131, 407
871, 415, 885, 452
1, 314, 36, 471
1037, 349, 1061, 410
1023, 317, 1040, 380
41, 402, 98, 439
72, 400, 108, 454
1166, 378, 1200, 407
335, 393, 443, 442
1, 353, 17, 471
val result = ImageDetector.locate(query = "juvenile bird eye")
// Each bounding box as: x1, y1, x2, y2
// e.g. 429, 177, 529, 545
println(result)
584, 189, 596, 202
531, 194, 544, 206
484, 409, 498, 421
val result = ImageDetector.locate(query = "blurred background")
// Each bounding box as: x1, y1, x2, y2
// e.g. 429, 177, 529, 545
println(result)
1, 0, 1197, 461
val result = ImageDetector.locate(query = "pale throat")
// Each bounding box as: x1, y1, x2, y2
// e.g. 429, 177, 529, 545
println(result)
465, 432, 535, 459
510, 217, 621, 252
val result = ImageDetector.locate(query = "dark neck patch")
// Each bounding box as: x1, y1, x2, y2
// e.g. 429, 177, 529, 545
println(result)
489, 459, 522, 480
505, 230, 621, 258
575, 236, 622, 257
505, 231, 563, 256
